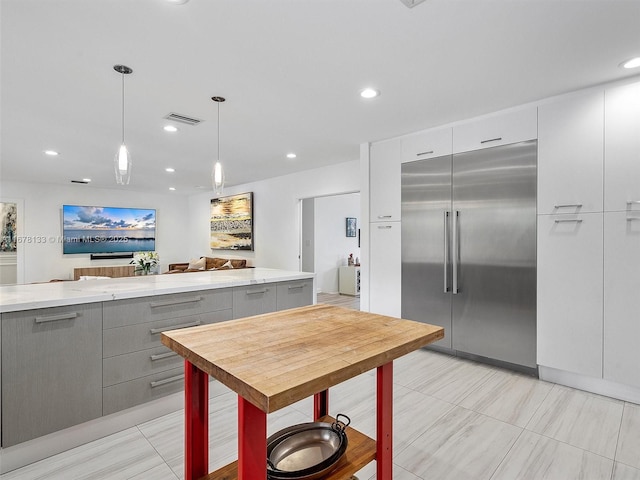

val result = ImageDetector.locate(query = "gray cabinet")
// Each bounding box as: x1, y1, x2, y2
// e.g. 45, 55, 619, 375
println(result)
1, 303, 102, 447
102, 289, 233, 413
276, 280, 314, 310
233, 284, 277, 319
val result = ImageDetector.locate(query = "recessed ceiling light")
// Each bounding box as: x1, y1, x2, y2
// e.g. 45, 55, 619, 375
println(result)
169, 187, 176, 191
44, 150, 59, 156
163, 125, 178, 132
165, 167, 175, 172
621, 57, 640, 69
82, 178, 92, 183
286, 153, 297, 159
166, 0, 189, 4
360, 88, 380, 99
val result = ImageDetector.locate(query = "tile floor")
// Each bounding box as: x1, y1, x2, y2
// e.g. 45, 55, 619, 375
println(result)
2, 348, 639, 480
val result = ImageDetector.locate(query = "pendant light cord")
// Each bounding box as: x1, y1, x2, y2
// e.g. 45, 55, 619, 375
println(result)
121, 73, 125, 144
217, 101, 220, 163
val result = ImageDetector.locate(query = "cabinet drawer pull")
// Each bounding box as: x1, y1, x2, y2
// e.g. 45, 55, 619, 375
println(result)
554, 219, 583, 223
150, 351, 179, 361
480, 137, 502, 144
35, 312, 78, 323
627, 201, 640, 205
150, 374, 184, 388
150, 320, 201, 334
287, 283, 307, 290
246, 288, 268, 295
554, 203, 583, 209
378, 225, 393, 229
377, 215, 392, 219
416, 150, 434, 156
627, 218, 640, 222
149, 296, 203, 308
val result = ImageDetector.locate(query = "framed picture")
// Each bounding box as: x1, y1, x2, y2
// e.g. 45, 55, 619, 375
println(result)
210, 192, 254, 250
346, 217, 357, 237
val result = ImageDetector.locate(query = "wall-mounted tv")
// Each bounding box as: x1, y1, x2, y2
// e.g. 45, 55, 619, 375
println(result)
62, 205, 156, 255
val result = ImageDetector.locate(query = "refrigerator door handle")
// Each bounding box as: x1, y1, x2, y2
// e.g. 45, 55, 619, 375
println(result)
444, 211, 450, 293
452, 210, 459, 294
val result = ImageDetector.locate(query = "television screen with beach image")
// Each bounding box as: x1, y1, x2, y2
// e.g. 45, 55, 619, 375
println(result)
62, 205, 156, 254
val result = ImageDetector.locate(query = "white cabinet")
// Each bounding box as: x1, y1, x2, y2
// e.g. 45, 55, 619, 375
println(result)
537, 213, 603, 378
452, 106, 537, 154
604, 82, 640, 212
538, 91, 604, 215
369, 222, 401, 317
604, 211, 640, 387
339, 266, 360, 296
369, 138, 402, 222
401, 127, 452, 163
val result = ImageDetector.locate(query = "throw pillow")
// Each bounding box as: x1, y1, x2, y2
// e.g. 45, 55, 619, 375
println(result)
188, 257, 206, 270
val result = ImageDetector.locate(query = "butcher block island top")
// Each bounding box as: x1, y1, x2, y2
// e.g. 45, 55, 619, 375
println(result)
161, 303, 444, 413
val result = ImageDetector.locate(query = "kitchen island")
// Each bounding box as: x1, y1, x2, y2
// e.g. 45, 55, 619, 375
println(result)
0, 268, 314, 474
162, 304, 444, 479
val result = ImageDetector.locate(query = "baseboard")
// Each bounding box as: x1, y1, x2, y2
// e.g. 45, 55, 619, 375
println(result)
539, 365, 640, 404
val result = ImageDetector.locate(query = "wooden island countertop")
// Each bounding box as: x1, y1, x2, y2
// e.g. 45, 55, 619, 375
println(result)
161, 303, 444, 413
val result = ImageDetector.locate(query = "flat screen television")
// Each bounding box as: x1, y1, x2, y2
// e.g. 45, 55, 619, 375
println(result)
62, 205, 156, 255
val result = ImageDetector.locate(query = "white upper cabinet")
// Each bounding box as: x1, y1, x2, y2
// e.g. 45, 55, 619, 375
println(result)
538, 90, 604, 215
604, 81, 640, 212
369, 138, 402, 222
369, 222, 401, 317
452, 106, 537, 154
401, 127, 452, 163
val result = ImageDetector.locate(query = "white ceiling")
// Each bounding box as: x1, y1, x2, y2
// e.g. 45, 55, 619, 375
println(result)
2, 0, 639, 195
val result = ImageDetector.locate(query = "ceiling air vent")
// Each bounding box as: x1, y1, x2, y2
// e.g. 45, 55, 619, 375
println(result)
163, 112, 203, 126
399, 0, 427, 8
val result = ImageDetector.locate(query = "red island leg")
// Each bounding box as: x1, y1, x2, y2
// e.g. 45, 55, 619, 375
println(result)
184, 360, 209, 480
313, 389, 329, 420
377, 361, 393, 480
238, 397, 267, 479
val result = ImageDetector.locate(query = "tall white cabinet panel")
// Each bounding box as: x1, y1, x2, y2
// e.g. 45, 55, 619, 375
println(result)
452, 107, 537, 154
604, 211, 640, 387
369, 222, 401, 317
538, 91, 604, 214
604, 82, 640, 212
537, 213, 603, 378
401, 127, 452, 163
369, 139, 402, 222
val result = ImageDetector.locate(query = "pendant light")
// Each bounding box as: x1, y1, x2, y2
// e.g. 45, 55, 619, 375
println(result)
211, 96, 226, 195
114, 64, 133, 185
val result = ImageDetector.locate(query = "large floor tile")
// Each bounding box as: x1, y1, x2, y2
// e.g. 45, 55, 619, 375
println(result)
356, 462, 422, 480
394, 406, 521, 480
491, 430, 613, 480
0, 428, 165, 480
526, 384, 624, 459
408, 357, 497, 405
393, 348, 455, 390
460, 368, 553, 427
613, 462, 640, 480
128, 462, 179, 480
616, 402, 640, 469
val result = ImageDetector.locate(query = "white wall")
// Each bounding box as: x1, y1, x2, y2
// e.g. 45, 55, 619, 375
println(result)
186, 160, 360, 271
314, 194, 360, 293
0, 181, 189, 283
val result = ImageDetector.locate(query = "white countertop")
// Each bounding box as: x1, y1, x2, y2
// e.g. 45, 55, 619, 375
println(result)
0, 268, 315, 313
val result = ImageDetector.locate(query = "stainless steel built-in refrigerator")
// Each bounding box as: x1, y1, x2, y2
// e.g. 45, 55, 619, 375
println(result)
401, 140, 537, 369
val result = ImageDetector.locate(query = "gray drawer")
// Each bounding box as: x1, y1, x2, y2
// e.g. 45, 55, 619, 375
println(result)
233, 284, 277, 319
103, 288, 232, 329
103, 345, 182, 387
276, 280, 313, 311
103, 367, 185, 415
103, 308, 233, 358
